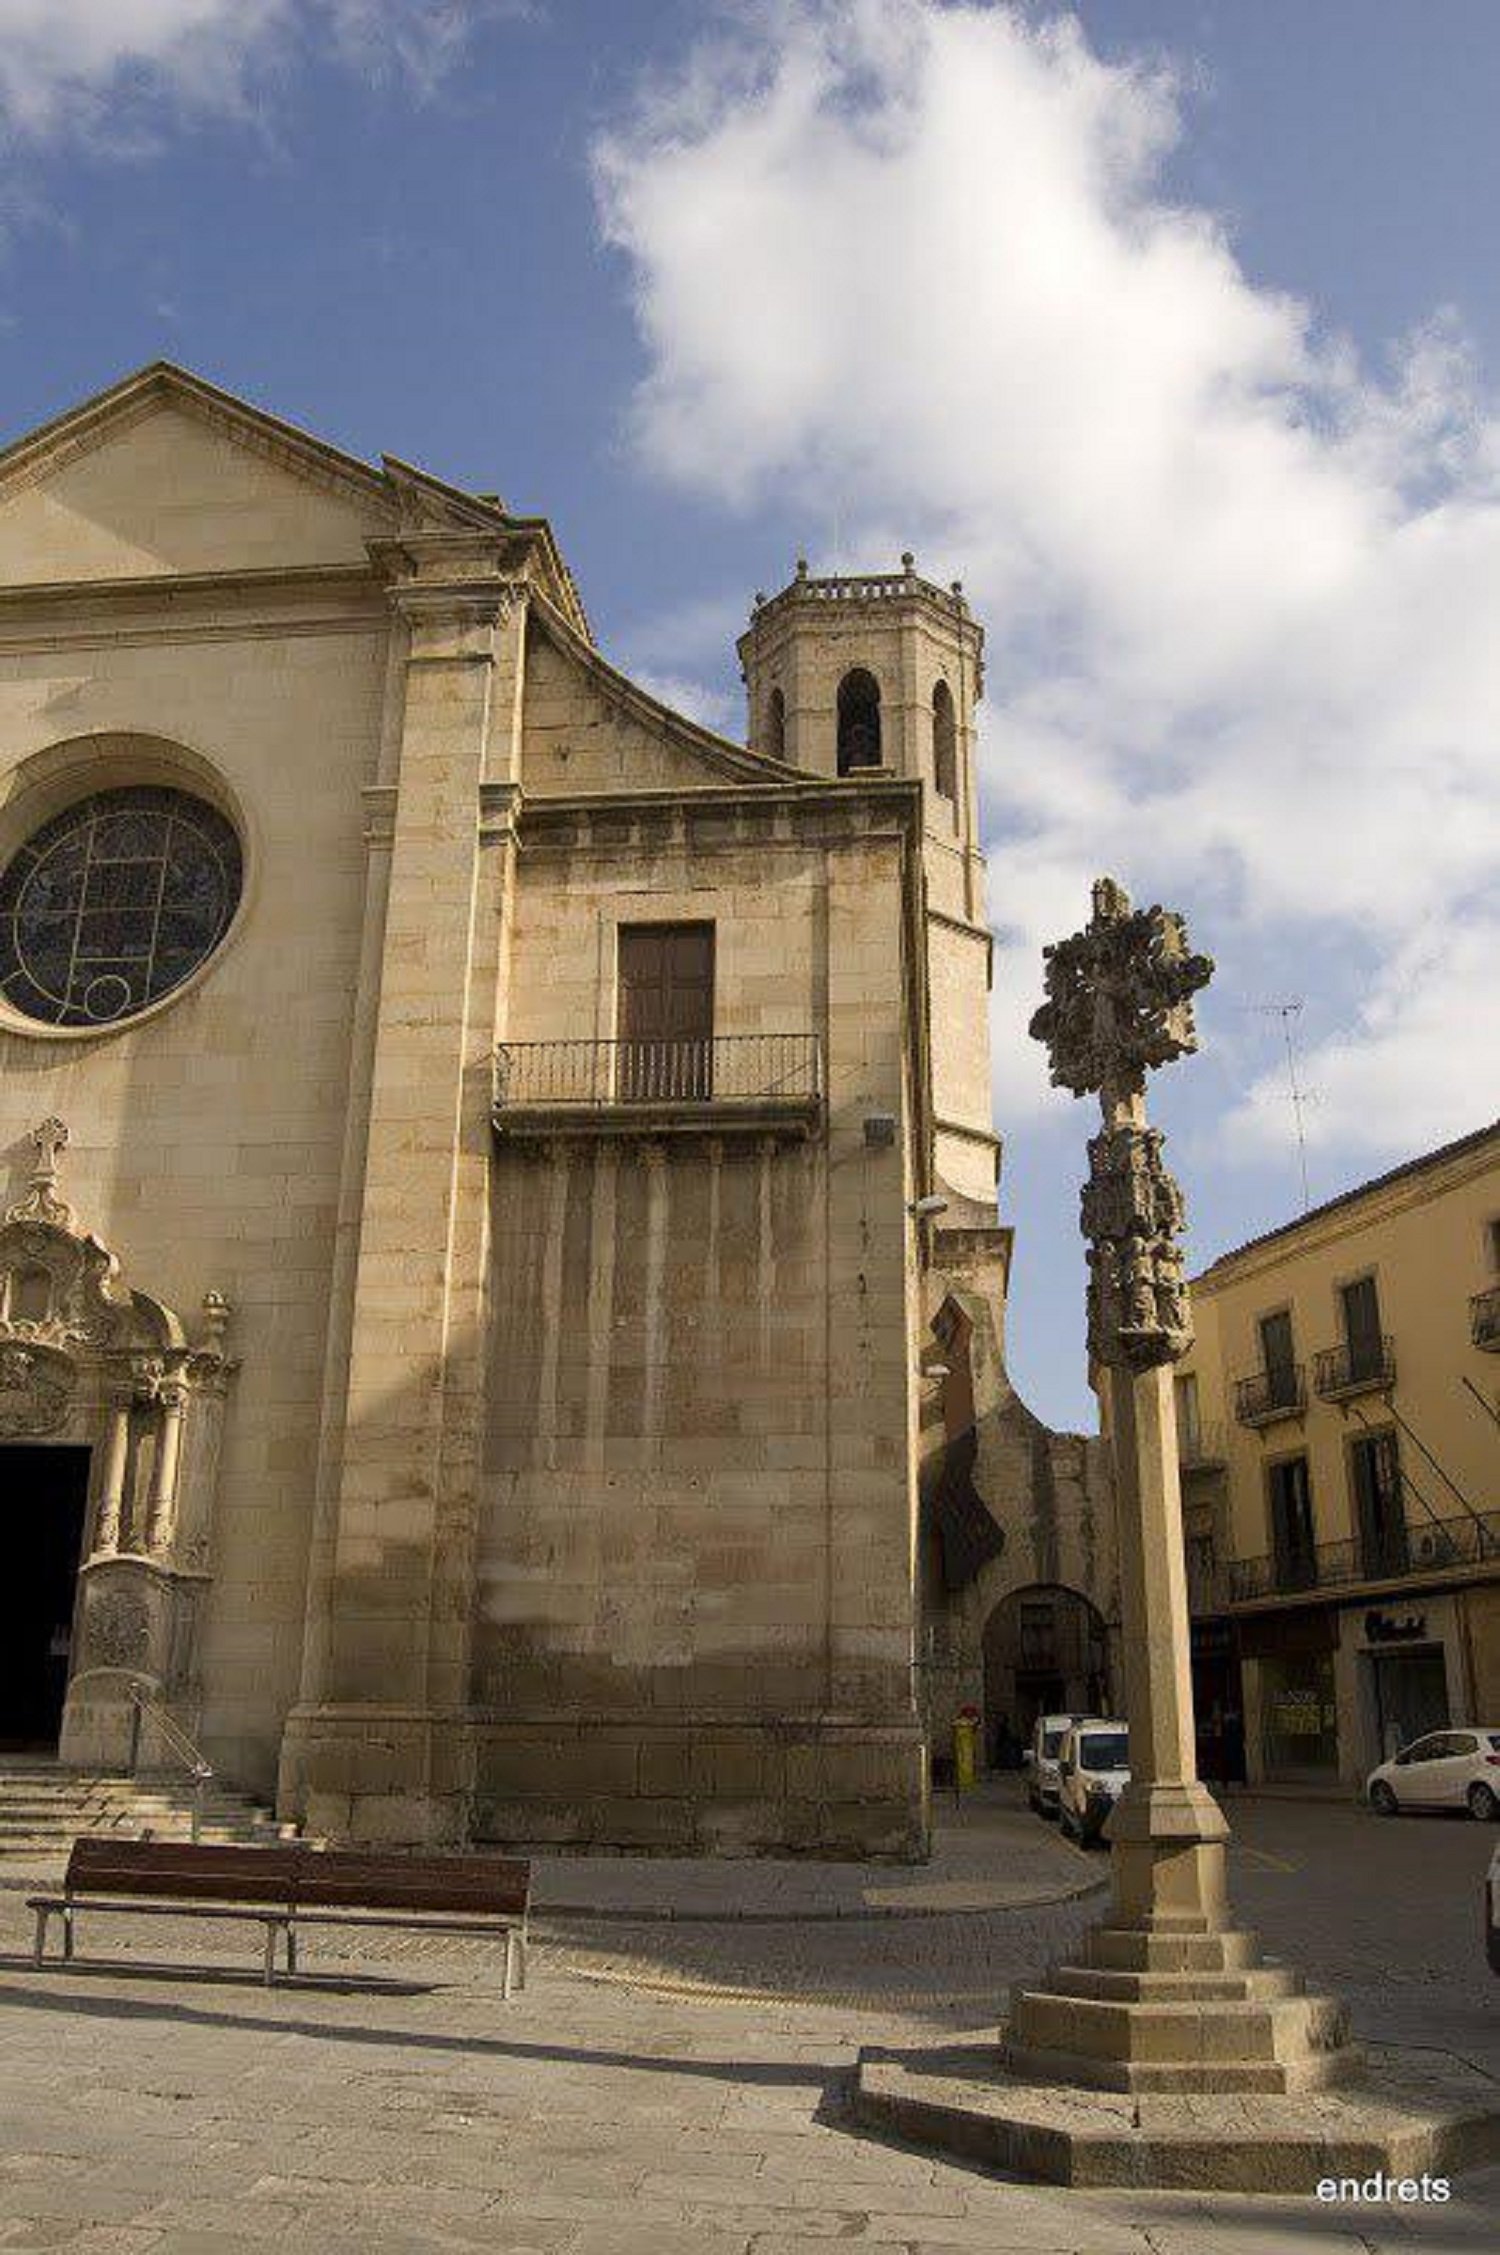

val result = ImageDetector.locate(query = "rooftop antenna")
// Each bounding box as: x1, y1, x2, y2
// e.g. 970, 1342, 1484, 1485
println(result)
1254, 1000, 1313, 1213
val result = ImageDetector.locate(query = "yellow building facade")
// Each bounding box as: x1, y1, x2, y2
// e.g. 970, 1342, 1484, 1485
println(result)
1176, 1121, 1500, 1788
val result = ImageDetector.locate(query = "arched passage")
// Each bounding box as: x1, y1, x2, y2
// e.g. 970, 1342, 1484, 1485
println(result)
981, 1582, 1110, 1764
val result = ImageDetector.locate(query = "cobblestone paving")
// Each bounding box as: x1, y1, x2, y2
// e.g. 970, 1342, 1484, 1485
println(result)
0, 1794, 1495, 2253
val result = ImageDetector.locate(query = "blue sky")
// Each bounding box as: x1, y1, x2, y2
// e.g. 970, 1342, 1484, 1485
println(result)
2, 1, 1497, 1426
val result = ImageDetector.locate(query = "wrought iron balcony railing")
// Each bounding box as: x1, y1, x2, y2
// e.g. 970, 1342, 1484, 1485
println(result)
1472, 1285, 1500, 1351
1233, 1365, 1306, 1427
1312, 1335, 1396, 1400
493, 1034, 824, 1140
1228, 1511, 1500, 1604
1179, 1421, 1228, 1472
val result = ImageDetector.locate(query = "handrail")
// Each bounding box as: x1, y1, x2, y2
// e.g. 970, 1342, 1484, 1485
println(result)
126, 1680, 213, 1843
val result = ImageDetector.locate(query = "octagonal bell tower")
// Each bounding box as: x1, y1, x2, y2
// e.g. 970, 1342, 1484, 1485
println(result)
738, 555, 999, 1212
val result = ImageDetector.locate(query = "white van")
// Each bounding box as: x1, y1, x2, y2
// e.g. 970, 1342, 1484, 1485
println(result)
1056, 1719, 1130, 1844
1025, 1711, 1092, 1818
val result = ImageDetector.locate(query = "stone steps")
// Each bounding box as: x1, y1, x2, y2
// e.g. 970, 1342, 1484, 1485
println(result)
0, 1761, 282, 1857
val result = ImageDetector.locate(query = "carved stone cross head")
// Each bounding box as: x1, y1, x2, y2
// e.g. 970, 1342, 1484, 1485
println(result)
1029, 877, 1214, 1123
7, 1116, 74, 1230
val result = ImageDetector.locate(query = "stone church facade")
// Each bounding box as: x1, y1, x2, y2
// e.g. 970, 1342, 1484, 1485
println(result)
0, 364, 1115, 1855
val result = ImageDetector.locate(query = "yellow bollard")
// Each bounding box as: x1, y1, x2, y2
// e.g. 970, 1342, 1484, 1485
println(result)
952, 1706, 980, 1795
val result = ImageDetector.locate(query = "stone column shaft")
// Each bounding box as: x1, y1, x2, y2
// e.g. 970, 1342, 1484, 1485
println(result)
93, 1399, 131, 1556
144, 1387, 186, 1557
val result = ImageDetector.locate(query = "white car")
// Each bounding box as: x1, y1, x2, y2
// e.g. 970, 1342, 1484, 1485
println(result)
1025, 1711, 1092, 1818
1057, 1720, 1130, 1844
1366, 1727, 1500, 1821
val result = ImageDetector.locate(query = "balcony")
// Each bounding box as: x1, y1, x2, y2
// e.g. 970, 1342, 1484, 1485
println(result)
1228, 1511, 1500, 1605
1312, 1335, 1396, 1402
1179, 1421, 1228, 1474
1233, 1365, 1306, 1428
1472, 1285, 1500, 1351
492, 1034, 824, 1143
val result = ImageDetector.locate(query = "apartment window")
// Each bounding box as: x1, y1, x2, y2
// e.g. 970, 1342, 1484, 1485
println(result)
1268, 1455, 1316, 1592
1018, 1597, 1057, 1672
1259, 1309, 1298, 1410
1351, 1430, 1407, 1579
617, 923, 714, 1100
1339, 1274, 1384, 1384
1174, 1371, 1202, 1456
1487, 1216, 1500, 1273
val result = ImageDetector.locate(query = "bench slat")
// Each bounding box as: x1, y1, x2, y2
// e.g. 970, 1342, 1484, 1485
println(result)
60, 1838, 529, 1915
64, 1840, 304, 1904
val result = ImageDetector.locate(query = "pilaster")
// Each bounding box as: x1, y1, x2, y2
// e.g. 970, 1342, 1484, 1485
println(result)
284, 539, 526, 1844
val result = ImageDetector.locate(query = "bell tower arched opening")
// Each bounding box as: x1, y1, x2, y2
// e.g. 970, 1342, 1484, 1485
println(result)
932, 679, 957, 807
836, 668, 882, 775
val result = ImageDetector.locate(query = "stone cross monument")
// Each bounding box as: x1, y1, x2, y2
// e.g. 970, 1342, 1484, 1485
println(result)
1010, 877, 1354, 2089
855, 881, 1497, 2186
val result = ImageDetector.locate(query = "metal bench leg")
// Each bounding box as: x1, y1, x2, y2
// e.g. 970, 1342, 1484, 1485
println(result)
62, 1906, 74, 1964
263, 1922, 278, 1988
517, 1929, 528, 1992
33, 1906, 48, 1968
503, 1930, 514, 2001
285, 1921, 298, 1981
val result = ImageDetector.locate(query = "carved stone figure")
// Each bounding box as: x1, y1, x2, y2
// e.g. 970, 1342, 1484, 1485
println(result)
82, 1583, 151, 1670
0, 1340, 73, 1435
1030, 879, 1212, 1370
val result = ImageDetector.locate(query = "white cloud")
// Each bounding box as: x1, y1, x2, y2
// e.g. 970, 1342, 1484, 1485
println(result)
595, 0, 1500, 1158
0, 1, 504, 142
1230, 910, 1500, 1157
630, 668, 740, 738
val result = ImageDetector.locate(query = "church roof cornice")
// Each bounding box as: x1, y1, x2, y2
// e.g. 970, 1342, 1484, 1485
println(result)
527, 587, 805, 788
0, 361, 592, 639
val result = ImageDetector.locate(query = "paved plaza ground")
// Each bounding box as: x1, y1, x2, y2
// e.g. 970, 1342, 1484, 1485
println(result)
0, 1784, 1495, 2254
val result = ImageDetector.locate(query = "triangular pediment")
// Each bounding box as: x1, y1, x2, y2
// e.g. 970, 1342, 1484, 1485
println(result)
0, 363, 407, 586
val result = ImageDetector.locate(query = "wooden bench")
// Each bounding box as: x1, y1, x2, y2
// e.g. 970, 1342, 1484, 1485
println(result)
28, 1839, 531, 1994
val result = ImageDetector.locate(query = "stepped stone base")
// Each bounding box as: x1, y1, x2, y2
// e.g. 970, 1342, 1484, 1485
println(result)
853, 2042, 1500, 2191
1005, 1921, 1356, 2095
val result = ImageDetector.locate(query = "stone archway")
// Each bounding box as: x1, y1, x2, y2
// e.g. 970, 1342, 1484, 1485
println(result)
0, 1118, 235, 1765
981, 1582, 1110, 1764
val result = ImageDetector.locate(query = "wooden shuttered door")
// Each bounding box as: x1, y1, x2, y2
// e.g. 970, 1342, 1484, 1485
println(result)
617, 923, 714, 1099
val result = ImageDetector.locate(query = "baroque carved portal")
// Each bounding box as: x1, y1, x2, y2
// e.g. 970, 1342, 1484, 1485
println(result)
0, 1119, 237, 1757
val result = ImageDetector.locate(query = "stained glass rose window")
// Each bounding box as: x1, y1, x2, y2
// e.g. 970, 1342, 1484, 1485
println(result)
0, 785, 242, 1028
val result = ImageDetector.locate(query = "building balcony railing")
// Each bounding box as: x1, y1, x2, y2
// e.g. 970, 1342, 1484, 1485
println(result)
1471, 1284, 1500, 1351
492, 1033, 824, 1142
1185, 1554, 1226, 1616
1179, 1421, 1228, 1473
1312, 1335, 1396, 1401
1228, 1511, 1500, 1605
1233, 1365, 1307, 1427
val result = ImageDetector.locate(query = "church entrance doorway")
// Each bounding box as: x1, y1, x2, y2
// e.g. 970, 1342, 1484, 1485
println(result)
982, 1583, 1111, 1767
0, 1446, 90, 1751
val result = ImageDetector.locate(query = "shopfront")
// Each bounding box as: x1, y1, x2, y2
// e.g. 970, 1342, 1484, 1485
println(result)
1339, 1594, 1467, 1777
1237, 1605, 1341, 1783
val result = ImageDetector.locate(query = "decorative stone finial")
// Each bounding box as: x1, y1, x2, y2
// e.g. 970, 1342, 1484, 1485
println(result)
1030, 878, 1212, 1121
901, 550, 915, 572
795, 555, 809, 579
7, 1117, 74, 1229
1030, 882, 1213, 1373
